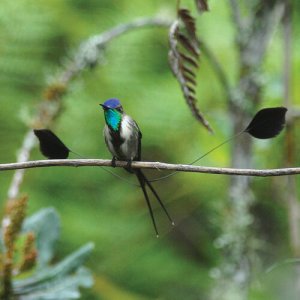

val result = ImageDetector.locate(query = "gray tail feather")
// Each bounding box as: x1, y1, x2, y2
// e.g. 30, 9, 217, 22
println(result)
136, 170, 159, 237
136, 170, 174, 235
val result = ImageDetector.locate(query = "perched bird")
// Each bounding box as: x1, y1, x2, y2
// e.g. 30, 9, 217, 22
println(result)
100, 98, 174, 236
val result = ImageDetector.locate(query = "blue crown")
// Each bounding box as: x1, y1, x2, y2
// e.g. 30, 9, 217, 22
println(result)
102, 98, 121, 109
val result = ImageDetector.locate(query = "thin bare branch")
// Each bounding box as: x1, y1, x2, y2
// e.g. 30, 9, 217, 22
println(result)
71, 17, 172, 75
1, 159, 300, 177
228, 0, 244, 35
7, 132, 36, 199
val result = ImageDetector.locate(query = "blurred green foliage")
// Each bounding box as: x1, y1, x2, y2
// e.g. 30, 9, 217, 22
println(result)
1, 0, 300, 299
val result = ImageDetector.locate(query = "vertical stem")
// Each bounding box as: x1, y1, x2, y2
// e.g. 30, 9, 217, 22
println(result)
283, 0, 300, 294
283, 0, 300, 254
176, 0, 181, 13
211, 1, 284, 299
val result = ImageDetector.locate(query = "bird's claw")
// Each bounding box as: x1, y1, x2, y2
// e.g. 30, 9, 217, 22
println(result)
126, 160, 133, 171
111, 157, 117, 168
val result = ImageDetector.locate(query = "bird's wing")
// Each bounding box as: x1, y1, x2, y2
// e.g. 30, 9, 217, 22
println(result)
125, 116, 142, 161
137, 130, 142, 161
131, 118, 142, 161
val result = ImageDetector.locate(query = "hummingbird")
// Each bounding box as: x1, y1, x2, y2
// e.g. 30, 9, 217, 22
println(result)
100, 98, 174, 236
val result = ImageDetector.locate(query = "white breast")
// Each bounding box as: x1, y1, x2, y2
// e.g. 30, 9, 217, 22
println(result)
103, 125, 118, 157
120, 115, 139, 160
120, 116, 132, 141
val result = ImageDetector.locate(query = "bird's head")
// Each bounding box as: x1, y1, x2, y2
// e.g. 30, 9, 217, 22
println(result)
100, 98, 124, 131
100, 98, 123, 113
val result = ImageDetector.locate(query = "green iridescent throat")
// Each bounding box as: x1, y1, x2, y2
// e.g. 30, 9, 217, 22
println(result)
104, 109, 122, 131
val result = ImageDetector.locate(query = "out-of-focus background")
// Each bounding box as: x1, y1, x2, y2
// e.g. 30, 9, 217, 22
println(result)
1, 0, 300, 299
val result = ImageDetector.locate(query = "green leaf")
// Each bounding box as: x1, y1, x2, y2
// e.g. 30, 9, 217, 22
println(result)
16, 268, 93, 300
22, 207, 60, 268
13, 243, 94, 297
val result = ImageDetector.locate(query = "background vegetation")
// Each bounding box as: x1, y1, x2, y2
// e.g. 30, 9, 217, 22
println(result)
0, 0, 300, 299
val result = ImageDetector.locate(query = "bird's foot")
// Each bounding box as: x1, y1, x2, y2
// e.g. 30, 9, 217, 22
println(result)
111, 156, 117, 168
126, 160, 133, 172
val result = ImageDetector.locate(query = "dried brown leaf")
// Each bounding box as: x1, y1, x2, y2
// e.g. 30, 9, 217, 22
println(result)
180, 53, 199, 68
188, 97, 212, 129
187, 85, 196, 94
182, 66, 196, 77
178, 9, 197, 38
168, 9, 213, 132
177, 33, 199, 57
184, 74, 197, 85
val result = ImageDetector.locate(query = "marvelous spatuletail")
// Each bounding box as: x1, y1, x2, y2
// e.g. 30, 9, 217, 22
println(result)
33, 106, 288, 236
100, 98, 174, 237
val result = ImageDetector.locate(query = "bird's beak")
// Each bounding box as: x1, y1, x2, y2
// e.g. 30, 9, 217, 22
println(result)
99, 103, 106, 110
